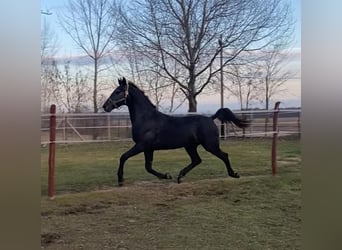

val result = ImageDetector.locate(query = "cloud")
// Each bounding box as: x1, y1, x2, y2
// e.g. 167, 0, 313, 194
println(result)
42, 50, 126, 66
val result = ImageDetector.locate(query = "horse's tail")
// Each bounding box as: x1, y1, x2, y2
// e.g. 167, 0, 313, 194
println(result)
211, 108, 250, 129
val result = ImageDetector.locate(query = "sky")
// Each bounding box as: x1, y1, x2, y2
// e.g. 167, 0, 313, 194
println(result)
41, 0, 301, 111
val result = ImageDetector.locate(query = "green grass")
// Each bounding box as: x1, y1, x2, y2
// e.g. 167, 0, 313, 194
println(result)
41, 137, 301, 249
41, 137, 300, 195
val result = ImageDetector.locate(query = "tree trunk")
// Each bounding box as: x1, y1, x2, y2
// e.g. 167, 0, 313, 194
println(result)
93, 58, 98, 113
92, 58, 98, 140
187, 78, 197, 112
187, 68, 197, 112
188, 93, 197, 112
265, 76, 270, 110
264, 76, 270, 136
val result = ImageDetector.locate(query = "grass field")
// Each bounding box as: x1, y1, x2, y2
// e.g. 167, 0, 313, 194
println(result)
41, 137, 301, 249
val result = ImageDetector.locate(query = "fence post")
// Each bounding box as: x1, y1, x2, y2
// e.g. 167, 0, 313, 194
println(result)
298, 111, 301, 137
63, 115, 67, 141
107, 114, 111, 141
48, 104, 56, 200
220, 123, 225, 140
272, 102, 281, 175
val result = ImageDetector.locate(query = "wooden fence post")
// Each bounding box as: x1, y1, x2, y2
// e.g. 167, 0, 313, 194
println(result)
272, 102, 281, 175
298, 111, 301, 138
48, 104, 56, 200
107, 114, 111, 141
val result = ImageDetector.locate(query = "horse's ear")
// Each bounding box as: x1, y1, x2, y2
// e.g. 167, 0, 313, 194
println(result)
118, 77, 127, 86
122, 77, 129, 96
122, 77, 127, 85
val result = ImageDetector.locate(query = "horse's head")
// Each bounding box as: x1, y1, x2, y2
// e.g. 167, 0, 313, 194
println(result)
102, 77, 129, 112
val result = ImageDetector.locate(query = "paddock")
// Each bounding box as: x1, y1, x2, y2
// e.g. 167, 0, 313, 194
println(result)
41, 137, 301, 249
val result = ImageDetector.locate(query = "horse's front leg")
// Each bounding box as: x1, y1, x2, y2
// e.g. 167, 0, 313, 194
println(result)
144, 150, 172, 180
118, 144, 143, 186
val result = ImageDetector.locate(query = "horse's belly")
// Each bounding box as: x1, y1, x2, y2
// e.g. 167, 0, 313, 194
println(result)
153, 130, 198, 149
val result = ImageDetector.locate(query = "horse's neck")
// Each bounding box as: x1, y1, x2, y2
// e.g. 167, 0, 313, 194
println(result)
127, 93, 156, 125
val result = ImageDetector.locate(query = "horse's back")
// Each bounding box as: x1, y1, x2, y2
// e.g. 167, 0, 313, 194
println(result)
166, 114, 214, 132
155, 114, 217, 149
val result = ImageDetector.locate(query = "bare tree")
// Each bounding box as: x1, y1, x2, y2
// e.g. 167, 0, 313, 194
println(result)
41, 19, 58, 61
251, 42, 295, 136
50, 61, 90, 113
224, 63, 262, 110
116, 0, 293, 112
110, 45, 185, 112
41, 18, 59, 112
223, 46, 294, 112
58, 0, 118, 112
163, 79, 187, 113
258, 45, 294, 110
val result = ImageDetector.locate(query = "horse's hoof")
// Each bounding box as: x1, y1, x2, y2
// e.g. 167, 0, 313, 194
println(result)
164, 173, 172, 179
177, 176, 182, 184
229, 172, 240, 178
118, 182, 124, 187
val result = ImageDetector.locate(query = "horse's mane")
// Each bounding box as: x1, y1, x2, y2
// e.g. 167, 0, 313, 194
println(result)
127, 80, 156, 109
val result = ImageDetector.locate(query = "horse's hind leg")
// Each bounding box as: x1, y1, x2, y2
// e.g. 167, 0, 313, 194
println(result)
144, 150, 172, 180
203, 143, 240, 178
177, 146, 202, 183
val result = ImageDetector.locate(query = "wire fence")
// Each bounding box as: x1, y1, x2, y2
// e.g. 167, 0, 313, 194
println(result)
43, 104, 300, 198
40, 109, 301, 145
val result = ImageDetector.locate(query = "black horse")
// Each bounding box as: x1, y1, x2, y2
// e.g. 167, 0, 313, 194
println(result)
103, 77, 250, 186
